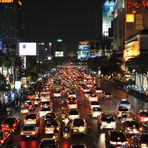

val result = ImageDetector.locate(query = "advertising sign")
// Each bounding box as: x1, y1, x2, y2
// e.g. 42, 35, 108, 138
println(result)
102, 0, 114, 36
55, 51, 64, 57
0, 0, 13, 3
18, 42, 37, 56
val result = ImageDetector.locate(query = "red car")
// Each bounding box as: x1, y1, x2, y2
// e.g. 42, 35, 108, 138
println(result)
25, 100, 35, 111
136, 110, 148, 123
1, 117, 20, 132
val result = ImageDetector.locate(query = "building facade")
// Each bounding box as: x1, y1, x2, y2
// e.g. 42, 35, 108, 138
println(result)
0, 0, 24, 50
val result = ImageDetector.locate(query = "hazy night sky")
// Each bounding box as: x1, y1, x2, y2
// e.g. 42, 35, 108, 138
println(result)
23, 0, 97, 49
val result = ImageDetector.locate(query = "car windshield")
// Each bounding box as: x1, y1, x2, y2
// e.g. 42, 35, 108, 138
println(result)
140, 135, 148, 143
93, 107, 102, 111
46, 113, 55, 119
69, 110, 78, 115
41, 107, 51, 111
125, 121, 140, 128
69, 101, 76, 104
0, 131, 3, 140
46, 121, 58, 127
72, 145, 85, 148
4, 118, 15, 124
26, 114, 36, 119
85, 91, 93, 94
105, 93, 111, 95
26, 101, 32, 105
23, 125, 35, 131
120, 100, 129, 104
73, 119, 84, 126
118, 106, 128, 111
140, 112, 148, 117
110, 132, 126, 142
101, 115, 115, 122
41, 102, 50, 105
91, 101, 99, 105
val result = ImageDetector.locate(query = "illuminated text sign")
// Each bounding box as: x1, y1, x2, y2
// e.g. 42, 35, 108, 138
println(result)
126, 0, 148, 10
0, 0, 13, 3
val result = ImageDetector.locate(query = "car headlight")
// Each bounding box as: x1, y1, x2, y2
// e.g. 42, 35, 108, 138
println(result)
110, 141, 116, 145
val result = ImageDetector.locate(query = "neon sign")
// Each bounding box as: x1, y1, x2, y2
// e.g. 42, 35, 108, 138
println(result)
126, 0, 148, 10
0, 0, 13, 3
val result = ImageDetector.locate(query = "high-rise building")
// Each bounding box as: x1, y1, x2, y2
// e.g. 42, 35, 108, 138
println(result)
113, 0, 148, 51
0, 0, 24, 50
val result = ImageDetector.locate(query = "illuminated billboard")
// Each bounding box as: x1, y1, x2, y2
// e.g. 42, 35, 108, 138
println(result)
77, 44, 90, 60
102, 0, 114, 36
124, 41, 140, 61
18, 42, 37, 56
55, 51, 64, 57
0, 0, 13, 3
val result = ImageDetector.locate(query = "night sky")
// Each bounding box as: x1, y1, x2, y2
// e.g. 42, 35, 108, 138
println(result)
23, 0, 97, 49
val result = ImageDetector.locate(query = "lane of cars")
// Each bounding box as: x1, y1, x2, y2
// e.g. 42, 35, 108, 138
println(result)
0, 66, 147, 148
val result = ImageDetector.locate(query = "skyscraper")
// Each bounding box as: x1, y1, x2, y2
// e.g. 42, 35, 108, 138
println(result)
0, 0, 24, 50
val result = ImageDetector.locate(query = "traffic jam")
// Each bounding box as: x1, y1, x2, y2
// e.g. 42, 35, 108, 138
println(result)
0, 66, 148, 148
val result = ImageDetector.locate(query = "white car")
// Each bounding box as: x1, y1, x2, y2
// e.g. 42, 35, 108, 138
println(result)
84, 91, 93, 99
88, 93, 98, 102
91, 107, 102, 118
71, 118, 87, 134
104, 92, 112, 99
39, 107, 52, 118
117, 106, 129, 118
24, 114, 39, 125
67, 101, 78, 109
68, 91, 76, 98
21, 124, 39, 139
53, 90, 61, 98
90, 101, 100, 109
68, 110, 80, 120
99, 114, 117, 129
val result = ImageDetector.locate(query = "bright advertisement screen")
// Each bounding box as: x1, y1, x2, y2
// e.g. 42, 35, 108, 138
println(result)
55, 51, 64, 57
18, 42, 37, 56
102, 0, 114, 36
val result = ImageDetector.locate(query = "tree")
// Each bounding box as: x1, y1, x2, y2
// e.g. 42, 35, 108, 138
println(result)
126, 53, 148, 92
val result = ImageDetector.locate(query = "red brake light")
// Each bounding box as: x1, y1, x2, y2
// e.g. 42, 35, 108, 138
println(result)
126, 127, 131, 131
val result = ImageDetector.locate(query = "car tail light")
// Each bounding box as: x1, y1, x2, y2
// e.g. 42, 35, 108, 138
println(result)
126, 127, 131, 131
13, 123, 16, 127
21, 132, 24, 135
139, 127, 143, 131
141, 117, 148, 123
0, 140, 4, 144
32, 131, 36, 135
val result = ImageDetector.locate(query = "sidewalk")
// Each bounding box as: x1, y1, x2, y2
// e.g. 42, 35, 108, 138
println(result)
100, 78, 148, 101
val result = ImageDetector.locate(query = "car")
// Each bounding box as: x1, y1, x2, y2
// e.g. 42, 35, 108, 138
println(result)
32, 96, 40, 106
68, 109, 80, 120
70, 143, 87, 148
136, 110, 148, 123
44, 120, 60, 135
27, 92, 35, 100
0, 130, 10, 146
89, 101, 100, 109
84, 90, 93, 98
91, 107, 102, 118
1, 117, 20, 132
117, 106, 129, 118
39, 138, 59, 148
53, 89, 61, 98
71, 118, 87, 135
68, 91, 76, 98
39, 107, 52, 118
98, 113, 117, 129
67, 96, 77, 104
104, 92, 112, 99
25, 100, 35, 111
105, 130, 128, 147
117, 99, 131, 110
95, 87, 103, 96
131, 133, 148, 148
67, 100, 78, 109
44, 112, 57, 123
88, 93, 98, 102
40, 101, 51, 108
24, 113, 39, 125
20, 104, 29, 114
121, 120, 144, 135
40, 94, 50, 102
20, 124, 39, 139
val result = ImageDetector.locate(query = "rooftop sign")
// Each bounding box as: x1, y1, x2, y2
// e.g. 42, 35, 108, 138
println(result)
0, 0, 13, 3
